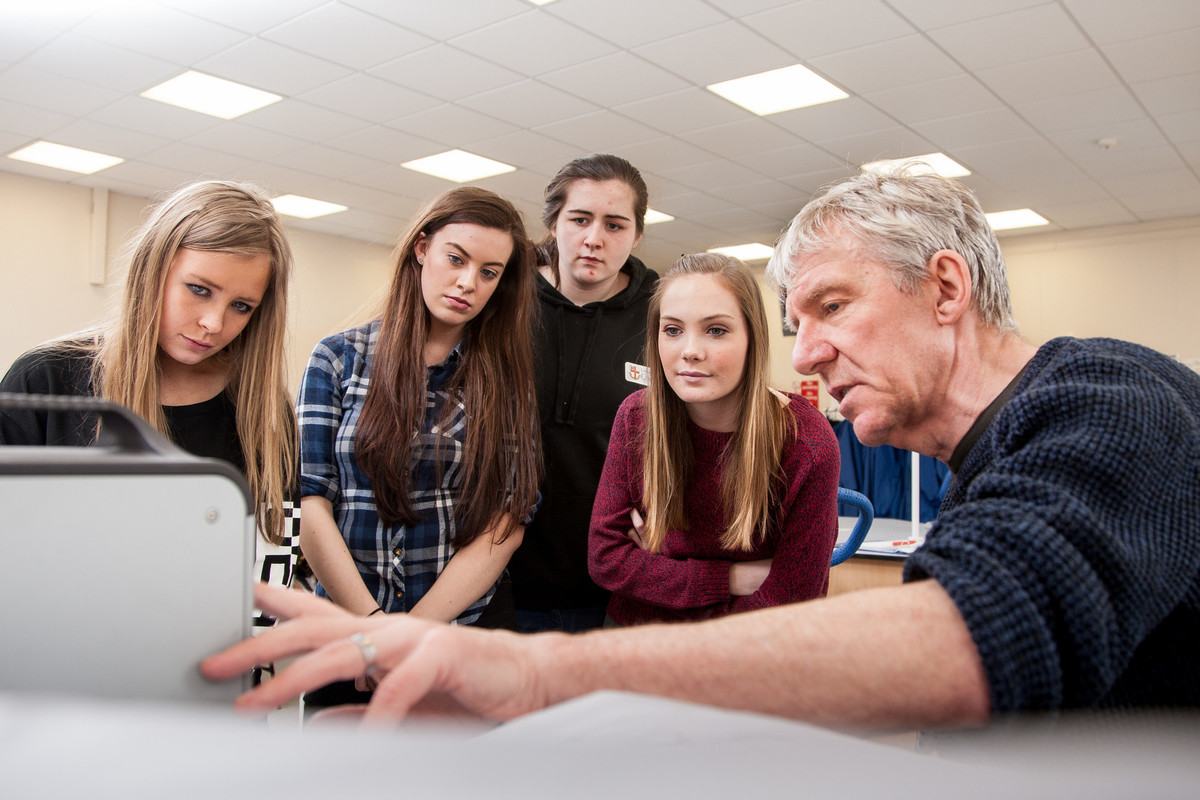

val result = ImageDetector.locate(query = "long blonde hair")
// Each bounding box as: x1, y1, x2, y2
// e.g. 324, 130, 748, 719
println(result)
354, 186, 541, 546
94, 180, 297, 545
641, 253, 792, 552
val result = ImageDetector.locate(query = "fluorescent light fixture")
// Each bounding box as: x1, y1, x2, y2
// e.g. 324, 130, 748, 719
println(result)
401, 149, 516, 183
708, 243, 775, 262
525, 0, 559, 4
644, 208, 674, 225
986, 209, 1049, 231
140, 71, 281, 120
861, 152, 971, 178
7, 140, 123, 174
271, 195, 348, 220
707, 64, 848, 116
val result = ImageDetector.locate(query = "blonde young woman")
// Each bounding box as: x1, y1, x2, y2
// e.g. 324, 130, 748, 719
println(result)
0, 180, 301, 625
587, 253, 840, 625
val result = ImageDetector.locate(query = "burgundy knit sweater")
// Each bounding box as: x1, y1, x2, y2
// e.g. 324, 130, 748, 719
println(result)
588, 390, 840, 626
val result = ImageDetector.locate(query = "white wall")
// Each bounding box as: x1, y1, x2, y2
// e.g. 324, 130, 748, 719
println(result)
0, 171, 394, 392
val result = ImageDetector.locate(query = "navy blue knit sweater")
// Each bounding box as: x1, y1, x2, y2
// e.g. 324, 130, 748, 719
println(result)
906, 337, 1200, 712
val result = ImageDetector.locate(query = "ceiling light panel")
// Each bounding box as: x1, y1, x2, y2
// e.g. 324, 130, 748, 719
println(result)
271, 194, 348, 219
140, 71, 282, 120
6, 140, 123, 174
401, 149, 516, 183
707, 64, 848, 116
986, 209, 1049, 230
708, 243, 775, 261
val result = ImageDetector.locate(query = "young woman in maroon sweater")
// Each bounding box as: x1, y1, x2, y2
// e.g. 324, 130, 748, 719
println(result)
588, 253, 840, 625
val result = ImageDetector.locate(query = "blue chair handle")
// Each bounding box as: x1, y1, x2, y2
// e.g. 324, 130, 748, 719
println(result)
831, 488, 874, 567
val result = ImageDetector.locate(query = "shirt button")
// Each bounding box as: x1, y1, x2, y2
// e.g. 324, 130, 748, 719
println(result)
393, 546, 403, 557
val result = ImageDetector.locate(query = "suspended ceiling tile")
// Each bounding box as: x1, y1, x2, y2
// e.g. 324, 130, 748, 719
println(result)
0, 98, 73, 139
140, 141, 257, 177
975, 50, 1120, 106
679, 119, 804, 160
241, 99, 372, 144
928, 4, 1091, 71
457, 79, 598, 129
0, 65, 124, 116
910, 107, 1038, 152
195, 36, 354, 97
1102, 29, 1200, 84
299, 74, 441, 125
1043, 118, 1170, 161
534, 110, 663, 153
383, 103, 519, 146
1063, 0, 1200, 44
615, 88, 748, 137
47, 118, 170, 159
167, 0, 329, 36
547, 0, 728, 50
630, 21, 796, 86
1157, 109, 1200, 144
467, 129, 582, 169
326, 125, 441, 164
658, 157, 770, 191
369, 44, 525, 102
448, 10, 617, 77
730, 141, 847, 179
865, 73, 1002, 126
1131, 72, 1200, 116
270, 144, 391, 181
73, 4, 247, 65
538, 52, 691, 109
885, 0, 1046, 30
1013, 86, 1146, 133
770, 97, 896, 143
744, 0, 915, 60
811, 35, 963, 95
87, 96, 226, 142
261, 4, 433, 71
342, 0, 531, 41
183, 121, 311, 163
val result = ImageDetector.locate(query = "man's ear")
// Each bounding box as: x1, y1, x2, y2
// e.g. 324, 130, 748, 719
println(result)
928, 249, 972, 325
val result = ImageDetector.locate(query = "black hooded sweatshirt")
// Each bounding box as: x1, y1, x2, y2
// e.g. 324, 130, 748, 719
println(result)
509, 255, 659, 611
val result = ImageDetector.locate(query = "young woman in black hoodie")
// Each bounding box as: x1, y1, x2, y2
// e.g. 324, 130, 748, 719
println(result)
508, 154, 659, 633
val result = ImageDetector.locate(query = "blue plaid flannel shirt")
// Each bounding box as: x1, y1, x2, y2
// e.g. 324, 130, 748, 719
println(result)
298, 321, 516, 625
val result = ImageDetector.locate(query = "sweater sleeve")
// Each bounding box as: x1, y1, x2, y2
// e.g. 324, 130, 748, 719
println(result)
906, 341, 1200, 711
588, 395, 733, 609
723, 398, 840, 614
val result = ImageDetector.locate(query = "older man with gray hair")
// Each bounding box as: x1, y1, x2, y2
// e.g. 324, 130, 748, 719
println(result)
204, 169, 1200, 729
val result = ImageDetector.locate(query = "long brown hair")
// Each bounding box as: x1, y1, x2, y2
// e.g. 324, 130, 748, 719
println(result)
641, 253, 792, 552
94, 180, 296, 545
355, 187, 540, 546
537, 153, 648, 280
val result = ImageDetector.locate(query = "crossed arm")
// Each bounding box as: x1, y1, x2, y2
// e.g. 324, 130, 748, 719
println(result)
201, 579, 990, 731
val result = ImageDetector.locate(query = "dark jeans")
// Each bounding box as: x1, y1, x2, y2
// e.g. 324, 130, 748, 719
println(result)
515, 606, 607, 634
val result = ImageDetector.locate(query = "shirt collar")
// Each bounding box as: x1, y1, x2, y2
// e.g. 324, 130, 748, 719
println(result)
948, 362, 1030, 473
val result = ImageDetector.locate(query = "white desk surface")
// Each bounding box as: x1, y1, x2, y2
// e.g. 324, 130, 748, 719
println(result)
2, 690, 1197, 799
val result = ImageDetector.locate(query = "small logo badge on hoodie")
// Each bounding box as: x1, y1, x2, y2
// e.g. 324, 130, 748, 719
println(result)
625, 362, 649, 386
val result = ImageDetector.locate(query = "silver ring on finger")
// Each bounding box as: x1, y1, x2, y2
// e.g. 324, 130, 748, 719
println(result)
349, 632, 378, 676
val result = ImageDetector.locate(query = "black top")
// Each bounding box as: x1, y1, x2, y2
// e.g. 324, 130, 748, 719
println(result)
0, 343, 242, 469
509, 255, 659, 611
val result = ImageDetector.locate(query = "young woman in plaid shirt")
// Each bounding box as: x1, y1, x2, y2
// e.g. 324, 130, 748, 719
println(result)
296, 187, 541, 664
